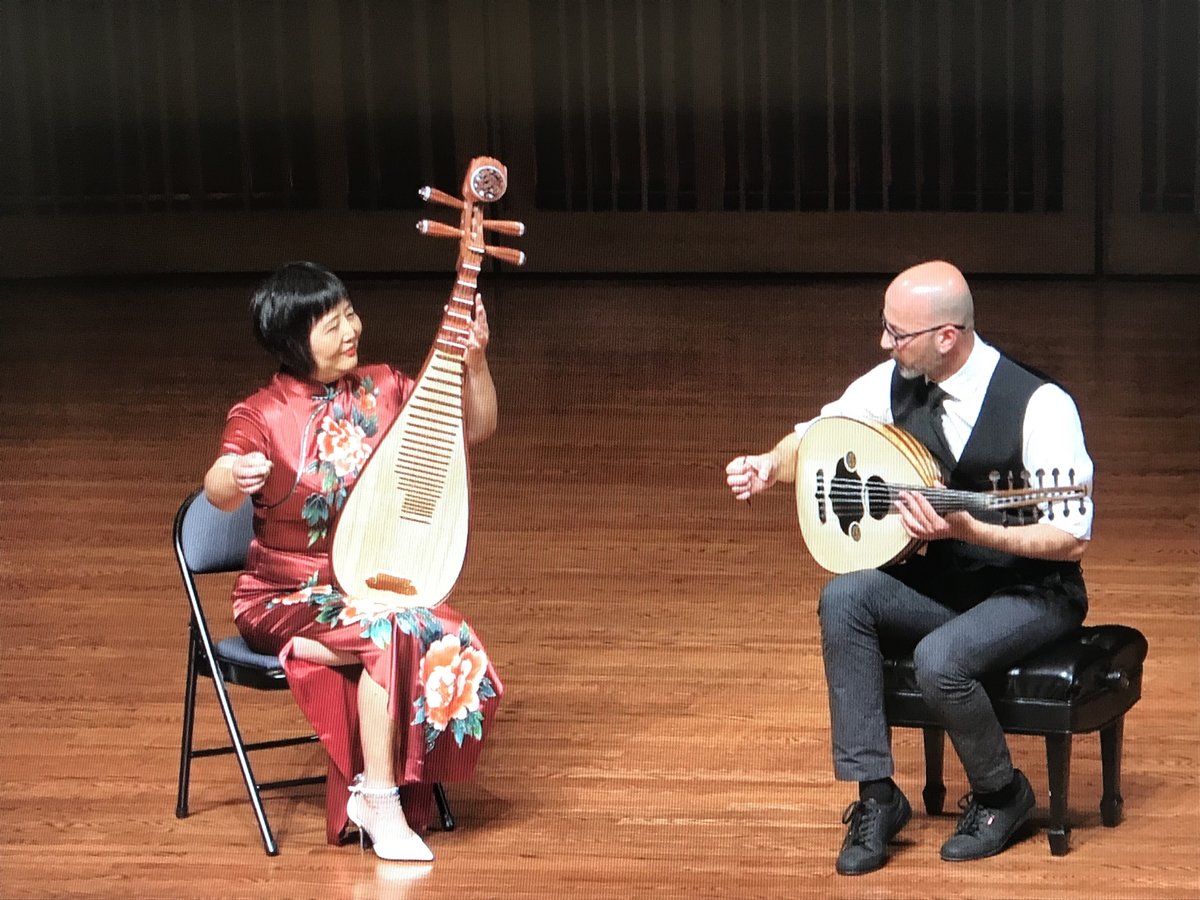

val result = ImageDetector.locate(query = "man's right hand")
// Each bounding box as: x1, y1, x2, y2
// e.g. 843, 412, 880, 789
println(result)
725, 453, 777, 501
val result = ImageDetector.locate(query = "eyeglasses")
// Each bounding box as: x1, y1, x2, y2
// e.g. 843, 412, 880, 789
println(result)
880, 310, 966, 345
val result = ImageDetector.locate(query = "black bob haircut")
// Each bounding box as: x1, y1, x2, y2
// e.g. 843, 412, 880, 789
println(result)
250, 261, 348, 377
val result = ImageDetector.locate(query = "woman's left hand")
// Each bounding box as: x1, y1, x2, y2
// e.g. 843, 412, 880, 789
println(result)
463, 295, 490, 372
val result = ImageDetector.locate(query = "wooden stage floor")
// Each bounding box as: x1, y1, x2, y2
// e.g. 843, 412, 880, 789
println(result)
2, 274, 1198, 899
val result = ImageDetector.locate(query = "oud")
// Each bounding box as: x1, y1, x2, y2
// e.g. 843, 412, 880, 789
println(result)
331, 157, 525, 608
795, 416, 1090, 574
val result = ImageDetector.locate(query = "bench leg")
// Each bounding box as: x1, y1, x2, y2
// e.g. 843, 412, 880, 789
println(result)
1099, 716, 1125, 827
1044, 733, 1072, 856
921, 727, 946, 816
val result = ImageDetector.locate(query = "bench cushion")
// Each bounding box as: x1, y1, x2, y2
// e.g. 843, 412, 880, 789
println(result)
883, 624, 1148, 735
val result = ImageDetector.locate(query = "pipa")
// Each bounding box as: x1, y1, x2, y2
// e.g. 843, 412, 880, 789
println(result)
331, 156, 525, 608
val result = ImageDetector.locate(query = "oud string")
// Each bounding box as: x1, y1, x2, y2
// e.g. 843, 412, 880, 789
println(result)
821, 477, 1083, 515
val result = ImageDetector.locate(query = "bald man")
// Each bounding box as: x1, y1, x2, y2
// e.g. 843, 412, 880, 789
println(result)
726, 260, 1093, 874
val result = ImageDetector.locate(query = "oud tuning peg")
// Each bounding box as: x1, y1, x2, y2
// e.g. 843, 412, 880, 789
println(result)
1020, 469, 1031, 489
1028, 468, 1052, 519
482, 219, 526, 237
988, 470, 1001, 491
416, 220, 464, 239
418, 185, 465, 209
484, 245, 526, 266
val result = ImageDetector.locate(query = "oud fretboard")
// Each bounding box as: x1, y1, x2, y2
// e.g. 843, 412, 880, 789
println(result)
392, 351, 464, 523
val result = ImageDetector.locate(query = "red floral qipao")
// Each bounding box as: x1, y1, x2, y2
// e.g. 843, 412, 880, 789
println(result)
220, 365, 502, 843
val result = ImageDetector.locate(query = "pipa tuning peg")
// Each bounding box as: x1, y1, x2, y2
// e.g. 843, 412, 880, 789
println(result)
483, 219, 526, 237
484, 245, 526, 266
418, 186, 465, 209
416, 220, 463, 238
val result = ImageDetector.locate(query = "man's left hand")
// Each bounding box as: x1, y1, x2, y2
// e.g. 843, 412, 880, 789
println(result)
895, 489, 970, 541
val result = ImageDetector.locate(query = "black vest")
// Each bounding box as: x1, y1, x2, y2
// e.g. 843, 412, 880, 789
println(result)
890, 354, 1085, 602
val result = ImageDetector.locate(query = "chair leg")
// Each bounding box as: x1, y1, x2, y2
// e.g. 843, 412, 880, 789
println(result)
206, 670, 281, 856
921, 727, 947, 815
1044, 733, 1073, 856
1099, 716, 1126, 827
176, 632, 201, 819
434, 783, 456, 831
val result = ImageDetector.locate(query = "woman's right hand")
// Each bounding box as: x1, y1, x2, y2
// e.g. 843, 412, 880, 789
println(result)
231, 452, 273, 495
725, 453, 777, 501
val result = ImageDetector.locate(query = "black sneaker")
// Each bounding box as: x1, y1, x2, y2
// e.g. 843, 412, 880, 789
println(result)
940, 769, 1035, 862
835, 790, 912, 875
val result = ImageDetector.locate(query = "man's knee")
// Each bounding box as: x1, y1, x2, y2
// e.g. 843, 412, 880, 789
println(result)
818, 570, 887, 632
912, 635, 963, 695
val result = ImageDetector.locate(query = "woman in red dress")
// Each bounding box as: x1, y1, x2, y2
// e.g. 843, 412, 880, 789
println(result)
203, 261, 502, 861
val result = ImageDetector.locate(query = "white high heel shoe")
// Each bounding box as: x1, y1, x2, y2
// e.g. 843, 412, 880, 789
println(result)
346, 775, 434, 862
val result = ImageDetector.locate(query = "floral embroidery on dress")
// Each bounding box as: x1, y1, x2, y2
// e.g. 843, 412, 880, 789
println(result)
267, 571, 346, 623
413, 625, 497, 751
301, 377, 380, 545
340, 596, 496, 751
270, 575, 496, 752
337, 595, 432, 647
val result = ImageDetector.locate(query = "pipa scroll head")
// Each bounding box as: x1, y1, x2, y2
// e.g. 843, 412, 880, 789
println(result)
466, 157, 507, 203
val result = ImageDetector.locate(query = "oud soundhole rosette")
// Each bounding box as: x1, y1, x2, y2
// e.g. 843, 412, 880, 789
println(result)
470, 165, 507, 202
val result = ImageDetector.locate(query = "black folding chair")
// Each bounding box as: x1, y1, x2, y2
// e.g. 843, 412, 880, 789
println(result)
173, 489, 454, 855
174, 488, 325, 855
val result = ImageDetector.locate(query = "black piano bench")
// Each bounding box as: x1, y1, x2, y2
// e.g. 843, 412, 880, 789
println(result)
882, 624, 1148, 855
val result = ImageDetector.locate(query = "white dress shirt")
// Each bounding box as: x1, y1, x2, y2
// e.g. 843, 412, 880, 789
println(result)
793, 337, 1094, 539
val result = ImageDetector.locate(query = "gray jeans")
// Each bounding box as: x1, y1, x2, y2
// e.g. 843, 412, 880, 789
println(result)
817, 561, 1086, 793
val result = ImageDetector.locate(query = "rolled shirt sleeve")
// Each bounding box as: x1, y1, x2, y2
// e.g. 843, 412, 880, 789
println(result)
1022, 383, 1094, 540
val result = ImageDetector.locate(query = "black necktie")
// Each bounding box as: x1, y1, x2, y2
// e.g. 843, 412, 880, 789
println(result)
915, 380, 954, 470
